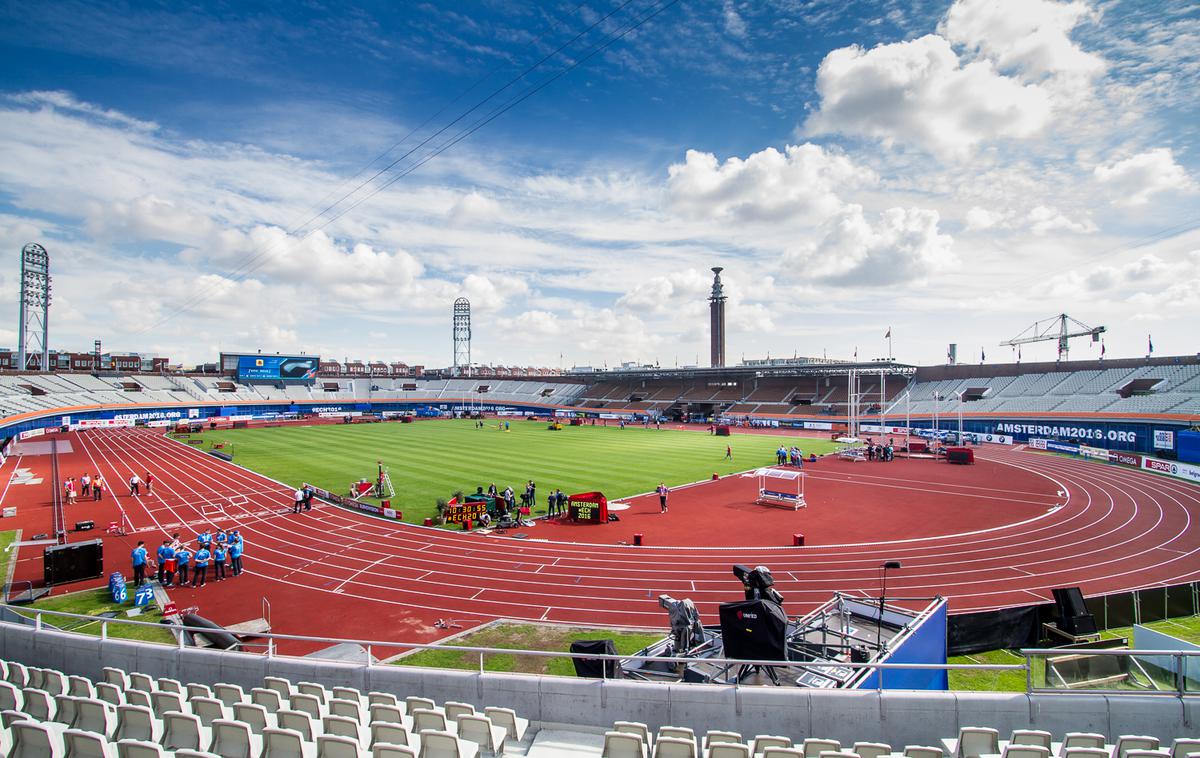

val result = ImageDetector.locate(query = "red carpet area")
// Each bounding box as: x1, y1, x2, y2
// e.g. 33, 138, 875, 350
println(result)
2, 428, 1198, 655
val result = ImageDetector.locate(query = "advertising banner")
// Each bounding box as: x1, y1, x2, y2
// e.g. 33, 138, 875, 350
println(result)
1108, 450, 1143, 467
1045, 440, 1080, 455
1154, 430, 1175, 449
1142, 456, 1200, 485
802, 421, 834, 430
994, 422, 1138, 445
237, 355, 318, 381
1080, 445, 1109, 460
18, 428, 46, 440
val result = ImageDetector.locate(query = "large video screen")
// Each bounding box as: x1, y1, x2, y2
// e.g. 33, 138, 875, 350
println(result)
237, 355, 319, 381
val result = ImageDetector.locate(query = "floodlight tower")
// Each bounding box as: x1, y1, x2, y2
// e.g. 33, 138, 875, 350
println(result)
709, 267, 727, 367
452, 297, 471, 377
17, 243, 51, 371
1001, 314, 1105, 362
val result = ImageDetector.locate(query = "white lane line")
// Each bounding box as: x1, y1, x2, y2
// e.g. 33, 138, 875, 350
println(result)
333, 555, 392, 593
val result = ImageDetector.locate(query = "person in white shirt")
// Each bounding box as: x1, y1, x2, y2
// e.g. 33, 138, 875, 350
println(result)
293, 488, 305, 514
128, 474, 142, 497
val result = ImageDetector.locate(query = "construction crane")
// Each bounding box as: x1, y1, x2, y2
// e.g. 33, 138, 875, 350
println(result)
1001, 314, 1106, 362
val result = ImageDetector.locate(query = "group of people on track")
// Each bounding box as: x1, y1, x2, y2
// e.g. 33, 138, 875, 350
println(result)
129, 528, 246, 589
61, 473, 110, 504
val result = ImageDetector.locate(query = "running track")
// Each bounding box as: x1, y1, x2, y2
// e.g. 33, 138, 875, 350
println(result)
10, 428, 1200, 652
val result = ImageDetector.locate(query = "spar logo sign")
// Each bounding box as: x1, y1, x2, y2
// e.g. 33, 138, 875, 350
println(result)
1144, 459, 1176, 475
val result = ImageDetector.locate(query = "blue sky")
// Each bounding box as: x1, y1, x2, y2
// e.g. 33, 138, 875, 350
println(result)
0, 0, 1197, 368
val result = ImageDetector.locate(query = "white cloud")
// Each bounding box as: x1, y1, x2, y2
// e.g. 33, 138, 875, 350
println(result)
789, 205, 957, 286
616, 269, 711, 314
1094, 148, 1193, 206
8, 90, 160, 132
723, 1, 747, 38
447, 190, 501, 225
805, 35, 1053, 158
1028, 205, 1096, 235
941, 0, 1104, 80
666, 144, 873, 223
964, 206, 1001, 231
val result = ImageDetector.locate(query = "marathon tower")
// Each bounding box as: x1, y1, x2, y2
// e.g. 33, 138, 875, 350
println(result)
709, 266, 726, 367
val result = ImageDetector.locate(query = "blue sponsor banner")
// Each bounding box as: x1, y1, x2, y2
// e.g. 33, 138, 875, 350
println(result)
1045, 440, 1081, 455
858, 599, 948, 691
237, 355, 318, 381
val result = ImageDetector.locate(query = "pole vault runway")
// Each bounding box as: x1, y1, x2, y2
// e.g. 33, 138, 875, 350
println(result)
23, 428, 1200, 651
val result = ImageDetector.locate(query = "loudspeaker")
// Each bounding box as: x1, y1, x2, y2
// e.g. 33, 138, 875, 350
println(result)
1052, 587, 1097, 636
44, 539, 104, 586
74, 520, 95, 531
569, 639, 618, 678
718, 599, 788, 660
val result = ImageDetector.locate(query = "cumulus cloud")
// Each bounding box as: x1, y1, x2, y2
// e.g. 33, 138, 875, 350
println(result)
723, 1, 747, 38
616, 269, 711, 314
447, 190, 501, 225
941, 0, 1104, 80
789, 205, 956, 286
964, 206, 1002, 231
666, 144, 873, 223
805, 35, 1052, 158
1094, 148, 1193, 206
1028, 205, 1096, 235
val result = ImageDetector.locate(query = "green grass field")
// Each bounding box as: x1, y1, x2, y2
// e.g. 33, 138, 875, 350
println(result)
200, 420, 837, 524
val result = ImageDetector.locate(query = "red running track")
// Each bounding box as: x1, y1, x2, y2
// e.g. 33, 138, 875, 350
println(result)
5, 428, 1199, 655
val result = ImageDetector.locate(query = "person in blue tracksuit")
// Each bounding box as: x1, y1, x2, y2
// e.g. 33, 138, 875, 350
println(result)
212, 541, 227, 581
131, 541, 148, 586
191, 545, 211, 588
175, 544, 191, 586
156, 540, 171, 584
229, 531, 244, 576
197, 530, 212, 549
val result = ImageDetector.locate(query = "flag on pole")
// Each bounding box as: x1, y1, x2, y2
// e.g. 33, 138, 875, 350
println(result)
1148, 335, 1154, 354
981, 347, 986, 363
1017, 345, 1021, 363
884, 327, 891, 339
853, 346, 858, 360
1100, 341, 1106, 358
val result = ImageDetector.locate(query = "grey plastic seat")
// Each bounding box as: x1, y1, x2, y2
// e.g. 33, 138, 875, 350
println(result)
419, 730, 476, 758
853, 744, 892, 758
317, 734, 363, 758
3, 708, 29, 728
232, 702, 274, 735
263, 677, 295, 699
41, 669, 67, 696
251, 688, 285, 714
260, 726, 314, 758
708, 743, 752, 758
127, 673, 155, 693
114, 705, 162, 744
368, 693, 399, 707
209, 718, 264, 758
327, 698, 363, 723
115, 740, 167, 758
176, 752, 223, 758
658, 727, 695, 743
277, 709, 317, 742
370, 704, 408, 726
1115, 739, 1162, 758
74, 698, 117, 738
150, 691, 186, 718
11, 720, 67, 757
157, 679, 183, 695
957, 730, 1000, 758
905, 748, 945, 758
803, 740, 842, 758
63, 726, 118, 758
456, 714, 506, 756
604, 731, 649, 758
190, 697, 229, 727
443, 702, 474, 723
55, 694, 80, 725
67, 676, 96, 699
21, 687, 57, 721
405, 696, 435, 715
1062, 750, 1107, 758
615, 721, 652, 750
482, 706, 526, 742
26, 668, 45, 691
161, 711, 211, 752
323, 714, 365, 746
371, 721, 416, 748
654, 736, 697, 758
186, 684, 214, 701
96, 683, 125, 707
753, 736, 793, 754
412, 708, 455, 736
102, 668, 129, 689
297, 682, 329, 704
706, 732, 744, 749
6, 661, 31, 688
331, 687, 364, 706
1011, 732, 1052, 750
815, 752, 858, 758
0, 680, 24, 711
291, 693, 324, 720
124, 690, 153, 710
1060, 735, 1106, 756
213, 684, 246, 707
1001, 747, 1049, 758
374, 746, 417, 758
1171, 740, 1200, 758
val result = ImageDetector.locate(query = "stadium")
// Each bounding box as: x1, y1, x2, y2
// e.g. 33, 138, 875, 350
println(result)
1, 1, 1199, 757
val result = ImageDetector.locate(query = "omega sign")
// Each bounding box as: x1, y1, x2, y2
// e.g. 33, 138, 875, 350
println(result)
994, 423, 1136, 444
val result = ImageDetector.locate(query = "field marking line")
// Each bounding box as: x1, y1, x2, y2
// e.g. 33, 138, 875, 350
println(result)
1011, 566, 1034, 576
333, 554, 392, 593
0, 455, 23, 507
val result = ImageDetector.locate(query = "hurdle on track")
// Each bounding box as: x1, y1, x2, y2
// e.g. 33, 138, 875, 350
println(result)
755, 468, 806, 510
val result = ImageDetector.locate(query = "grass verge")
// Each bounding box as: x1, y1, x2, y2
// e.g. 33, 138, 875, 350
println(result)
18, 587, 176, 645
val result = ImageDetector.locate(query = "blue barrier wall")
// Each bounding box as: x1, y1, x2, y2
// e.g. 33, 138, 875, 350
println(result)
859, 600, 949, 691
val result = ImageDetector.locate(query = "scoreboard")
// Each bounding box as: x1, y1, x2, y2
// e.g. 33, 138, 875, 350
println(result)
230, 354, 319, 381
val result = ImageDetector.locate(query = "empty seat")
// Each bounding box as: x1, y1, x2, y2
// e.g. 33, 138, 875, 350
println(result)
405, 697, 436, 715
331, 687, 364, 705
176, 752, 223, 758
817, 753, 858, 758
905, 748, 944, 758
213, 684, 246, 707
1115, 739, 1162, 758
114, 705, 162, 744
658, 727, 696, 743
317, 734, 362, 758
753, 736, 794, 754
368, 693, 399, 707
124, 691, 152, 710
63, 726, 118, 758
1, 708, 26, 728
67, 676, 96, 699
7, 662, 31, 688
1001, 747, 1049, 758
413, 709, 455, 736
1061, 735, 1106, 756
54, 694, 79, 726
957, 729, 1000, 758
706, 732, 744, 749
209, 719, 263, 758
102, 668, 129, 689
853, 743, 892, 758
374, 745, 417, 758
328, 699, 364, 724
115, 739, 167, 758
1171, 740, 1200, 758
1061, 750, 1107, 758
443, 702, 475, 723
370, 705, 408, 726
456, 714, 506, 755
21, 687, 57, 721
41, 669, 67, 696
150, 691, 186, 718
157, 679, 183, 695
804, 740, 842, 758
232, 702, 274, 736
291, 693, 325, 720
251, 688, 285, 713
764, 750, 805, 758
0, 680, 24, 711
186, 684, 214, 701
277, 710, 317, 742
96, 683, 125, 707
26, 668, 45, 691
263, 677, 295, 699
74, 698, 117, 738
1011, 732, 1052, 749
654, 736, 698, 758
1124, 752, 1169, 758
709, 745, 752, 758
191, 698, 229, 727
128, 673, 155, 693
161, 711, 211, 752
323, 715, 366, 747
371, 721, 416, 748
604, 731, 650, 758
12, 720, 65, 756
260, 727, 312, 758
297, 682, 329, 704
417, 729, 476, 758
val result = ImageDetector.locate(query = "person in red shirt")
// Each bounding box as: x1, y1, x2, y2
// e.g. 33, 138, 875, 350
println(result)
145, 472, 154, 495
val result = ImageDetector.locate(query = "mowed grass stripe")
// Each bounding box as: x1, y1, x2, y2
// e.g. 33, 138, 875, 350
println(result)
201, 420, 837, 525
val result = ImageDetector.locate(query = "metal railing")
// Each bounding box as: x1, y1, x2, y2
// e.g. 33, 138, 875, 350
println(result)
8, 605, 1199, 695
